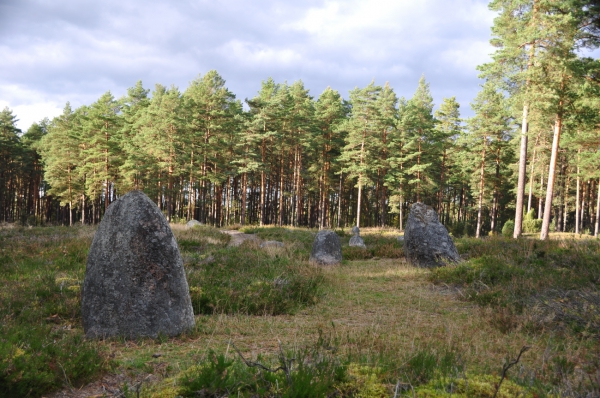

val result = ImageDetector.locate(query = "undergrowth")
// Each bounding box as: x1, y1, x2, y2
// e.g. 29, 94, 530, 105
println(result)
180, 227, 325, 315
431, 237, 600, 338
0, 226, 109, 398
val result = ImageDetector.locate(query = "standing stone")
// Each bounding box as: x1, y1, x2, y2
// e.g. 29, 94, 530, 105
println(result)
186, 219, 202, 229
404, 202, 460, 268
349, 235, 366, 248
349, 225, 366, 249
260, 240, 285, 248
82, 190, 195, 339
309, 230, 342, 266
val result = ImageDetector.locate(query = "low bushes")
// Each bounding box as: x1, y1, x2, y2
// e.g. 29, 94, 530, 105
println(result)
431, 236, 600, 338
180, 226, 326, 315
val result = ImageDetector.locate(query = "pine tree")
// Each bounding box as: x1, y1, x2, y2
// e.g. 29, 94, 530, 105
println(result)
399, 76, 436, 204
313, 86, 346, 228
81, 92, 123, 216
39, 104, 83, 225
339, 81, 382, 228
0, 107, 23, 222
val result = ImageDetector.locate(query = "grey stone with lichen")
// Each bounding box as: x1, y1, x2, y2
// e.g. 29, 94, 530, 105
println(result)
82, 190, 195, 339
260, 240, 284, 248
349, 235, 366, 248
351, 225, 360, 236
186, 219, 202, 229
309, 230, 342, 266
404, 202, 460, 268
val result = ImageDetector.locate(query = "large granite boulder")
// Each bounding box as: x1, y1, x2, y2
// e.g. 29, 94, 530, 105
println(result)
404, 202, 460, 268
309, 230, 342, 266
82, 190, 195, 339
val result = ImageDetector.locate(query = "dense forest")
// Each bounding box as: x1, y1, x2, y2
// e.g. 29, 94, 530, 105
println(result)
2, 0, 600, 239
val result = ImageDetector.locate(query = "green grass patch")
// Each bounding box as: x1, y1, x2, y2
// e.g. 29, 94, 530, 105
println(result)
431, 236, 600, 338
185, 240, 325, 315
0, 225, 109, 398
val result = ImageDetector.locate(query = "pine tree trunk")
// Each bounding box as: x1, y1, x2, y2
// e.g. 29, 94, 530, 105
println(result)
279, 153, 285, 227
438, 149, 446, 213
538, 173, 544, 220
260, 139, 266, 226
594, 179, 600, 238
514, 104, 529, 238
527, 148, 537, 213
337, 172, 343, 229
576, 162, 581, 234
356, 174, 362, 229
81, 194, 86, 225
491, 147, 500, 233
476, 143, 487, 239
541, 115, 563, 240
399, 194, 404, 231
241, 173, 247, 225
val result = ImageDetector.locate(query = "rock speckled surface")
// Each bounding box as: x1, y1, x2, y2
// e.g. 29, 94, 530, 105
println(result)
186, 219, 202, 229
404, 202, 460, 268
349, 235, 366, 248
309, 230, 342, 266
82, 190, 195, 339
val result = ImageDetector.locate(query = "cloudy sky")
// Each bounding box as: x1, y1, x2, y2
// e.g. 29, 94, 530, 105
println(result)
0, 0, 496, 131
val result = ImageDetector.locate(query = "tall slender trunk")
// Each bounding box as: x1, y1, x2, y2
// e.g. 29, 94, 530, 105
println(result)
356, 174, 362, 229
563, 176, 570, 232
81, 193, 85, 225
241, 172, 247, 226
491, 147, 500, 233
417, 138, 422, 202
399, 195, 404, 231
337, 172, 343, 229
514, 22, 537, 237
438, 149, 446, 213
514, 103, 529, 238
356, 131, 366, 228
594, 179, 600, 238
576, 160, 581, 234
538, 173, 544, 219
541, 114, 563, 240
188, 150, 194, 221
527, 147, 537, 213
260, 138, 266, 226
476, 142, 487, 239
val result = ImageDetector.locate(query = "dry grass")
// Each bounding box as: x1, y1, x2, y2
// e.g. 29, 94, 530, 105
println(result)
4, 224, 599, 396
109, 257, 561, 394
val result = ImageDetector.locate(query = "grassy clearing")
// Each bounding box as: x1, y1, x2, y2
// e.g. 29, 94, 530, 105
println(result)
1, 225, 599, 396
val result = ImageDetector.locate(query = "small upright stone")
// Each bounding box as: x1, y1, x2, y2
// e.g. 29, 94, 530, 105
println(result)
260, 240, 284, 248
349, 225, 366, 248
309, 230, 342, 266
186, 219, 202, 229
82, 190, 195, 339
404, 202, 460, 268
349, 235, 366, 249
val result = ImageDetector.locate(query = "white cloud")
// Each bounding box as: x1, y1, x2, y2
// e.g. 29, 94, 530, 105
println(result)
438, 40, 494, 73
0, 0, 497, 124
218, 40, 303, 68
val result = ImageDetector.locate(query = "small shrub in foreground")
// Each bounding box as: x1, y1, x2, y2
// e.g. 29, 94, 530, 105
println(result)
501, 220, 514, 237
